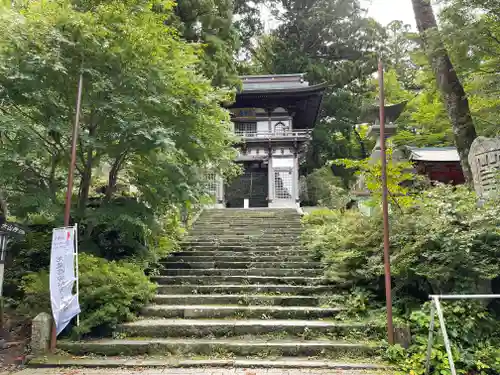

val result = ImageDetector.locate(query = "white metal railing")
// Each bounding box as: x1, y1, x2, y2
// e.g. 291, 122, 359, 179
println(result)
234, 130, 311, 139
425, 294, 500, 375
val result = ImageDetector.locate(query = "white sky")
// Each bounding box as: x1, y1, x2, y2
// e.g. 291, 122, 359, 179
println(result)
262, 1, 444, 31
363, 0, 416, 28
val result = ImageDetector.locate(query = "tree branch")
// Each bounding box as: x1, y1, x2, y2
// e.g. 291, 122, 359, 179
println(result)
0, 106, 55, 153
106, 149, 130, 200
484, 28, 500, 46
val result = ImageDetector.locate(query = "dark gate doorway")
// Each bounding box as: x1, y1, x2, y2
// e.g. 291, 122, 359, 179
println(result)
226, 161, 268, 208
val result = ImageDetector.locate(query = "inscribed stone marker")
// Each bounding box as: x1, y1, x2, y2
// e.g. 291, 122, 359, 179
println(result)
31, 312, 52, 353
468, 136, 500, 198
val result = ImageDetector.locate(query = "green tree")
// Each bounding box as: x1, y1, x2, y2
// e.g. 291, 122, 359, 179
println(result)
383, 21, 420, 90
380, 1, 499, 149
0, 0, 236, 224
365, 68, 454, 148
251, 0, 386, 181
411, 0, 477, 183
69, 0, 251, 87
439, 0, 500, 137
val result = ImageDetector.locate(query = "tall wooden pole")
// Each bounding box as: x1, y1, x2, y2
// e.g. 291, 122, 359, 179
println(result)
64, 72, 83, 227
378, 59, 394, 345
51, 71, 84, 351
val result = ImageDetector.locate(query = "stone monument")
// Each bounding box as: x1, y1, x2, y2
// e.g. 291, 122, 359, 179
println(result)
31, 312, 52, 353
468, 136, 500, 198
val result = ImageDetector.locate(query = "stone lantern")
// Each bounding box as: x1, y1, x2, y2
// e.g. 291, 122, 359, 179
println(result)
352, 101, 408, 215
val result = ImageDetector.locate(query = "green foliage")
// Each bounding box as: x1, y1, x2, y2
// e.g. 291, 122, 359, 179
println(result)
383, 21, 419, 90
385, 301, 500, 375
301, 208, 339, 227
439, 0, 500, 137
304, 184, 500, 296
303, 185, 500, 374
80, 197, 173, 263
300, 166, 350, 208
302, 209, 383, 283
0, 0, 238, 333
18, 271, 51, 318
251, 0, 384, 178
20, 254, 156, 337
4, 215, 57, 300
333, 148, 417, 208
338, 288, 378, 320
0, 0, 237, 220
371, 0, 500, 149
391, 186, 500, 294
365, 66, 455, 148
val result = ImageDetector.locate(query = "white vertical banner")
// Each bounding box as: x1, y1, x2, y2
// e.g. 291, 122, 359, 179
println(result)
50, 226, 81, 335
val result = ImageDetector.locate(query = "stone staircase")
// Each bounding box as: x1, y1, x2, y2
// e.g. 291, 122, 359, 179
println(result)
52, 209, 385, 369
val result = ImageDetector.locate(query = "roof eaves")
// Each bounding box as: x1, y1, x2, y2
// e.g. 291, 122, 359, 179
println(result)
238, 82, 328, 95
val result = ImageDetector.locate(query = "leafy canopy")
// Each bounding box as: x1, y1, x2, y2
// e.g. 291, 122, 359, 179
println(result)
0, 0, 237, 220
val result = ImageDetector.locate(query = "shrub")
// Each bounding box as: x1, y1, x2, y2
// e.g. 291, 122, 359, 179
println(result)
20, 253, 156, 337
302, 184, 500, 374
80, 197, 177, 264
302, 209, 383, 285
390, 185, 500, 297
304, 185, 500, 300
386, 301, 500, 375
301, 166, 350, 208
4, 215, 57, 301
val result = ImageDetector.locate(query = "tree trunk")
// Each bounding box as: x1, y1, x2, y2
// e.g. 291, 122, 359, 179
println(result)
77, 152, 93, 215
411, 0, 477, 183
106, 151, 128, 200
49, 152, 60, 201
0, 190, 7, 224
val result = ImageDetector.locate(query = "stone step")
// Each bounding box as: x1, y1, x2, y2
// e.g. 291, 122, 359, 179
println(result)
118, 319, 377, 339
180, 243, 300, 249
58, 338, 377, 357
202, 212, 300, 217
192, 224, 302, 229
188, 231, 301, 237
152, 275, 325, 285
161, 261, 322, 269
196, 219, 301, 223
180, 244, 301, 250
190, 225, 302, 230
181, 240, 299, 246
160, 268, 321, 277
142, 305, 343, 319
196, 214, 300, 219
157, 284, 333, 295
185, 235, 300, 240
169, 255, 310, 263
201, 209, 299, 217
61, 337, 377, 358
190, 225, 301, 230
198, 217, 301, 222
180, 244, 304, 249
178, 246, 304, 253
177, 245, 304, 252
192, 227, 302, 232
152, 294, 324, 307
173, 251, 311, 258
28, 355, 391, 370
196, 219, 301, 224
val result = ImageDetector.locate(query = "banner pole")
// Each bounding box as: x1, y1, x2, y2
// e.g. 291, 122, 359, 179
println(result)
51, 70, 84, 352
379, 59, 395, 345
74, 224, 80, 327
0, 234, 6, 330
